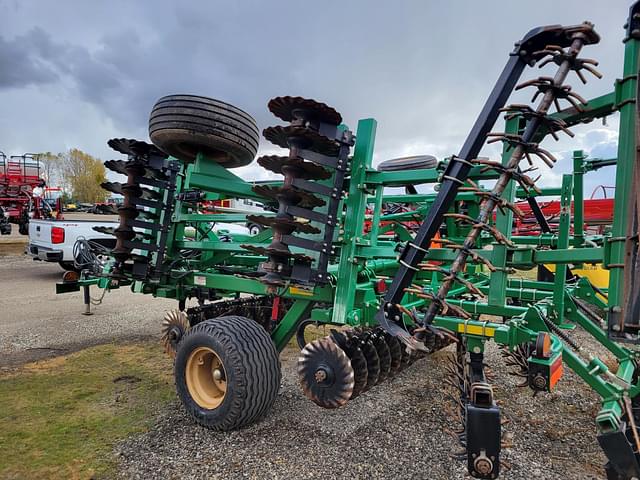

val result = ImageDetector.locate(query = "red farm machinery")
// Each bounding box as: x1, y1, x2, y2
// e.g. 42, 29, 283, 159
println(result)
0, 152, 59, 235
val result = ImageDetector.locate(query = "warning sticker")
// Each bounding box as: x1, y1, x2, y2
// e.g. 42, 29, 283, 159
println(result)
289, 286, 314, 297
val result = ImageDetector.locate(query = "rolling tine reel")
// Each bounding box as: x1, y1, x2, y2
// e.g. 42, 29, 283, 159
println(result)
534, 44, 603, 84
419, 26, 597, 334
459, 179, 525, 219
408, 26, 599, 478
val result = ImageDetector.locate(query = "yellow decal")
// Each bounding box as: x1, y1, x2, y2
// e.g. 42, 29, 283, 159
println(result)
289, 286, 314, 297
457, 324, 495, 337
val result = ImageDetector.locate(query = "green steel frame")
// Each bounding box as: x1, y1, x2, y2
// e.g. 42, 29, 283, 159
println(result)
57, 7, 640, 471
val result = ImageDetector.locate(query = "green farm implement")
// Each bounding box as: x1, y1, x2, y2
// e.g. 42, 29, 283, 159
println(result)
59, 4, 640, 478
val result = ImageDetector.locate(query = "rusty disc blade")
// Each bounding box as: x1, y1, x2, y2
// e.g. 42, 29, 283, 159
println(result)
161, 309, 190, 358
108, 138, 168, 158
94, 226, 144, 242
253, 185, 325, 209
335, 331, 368, 399
246, 214, 320, 235
257, 155, 331, 180
263, 126, 339, 157
297, 336, 354, 409
104, 159, 134, 176
382, 331, 403, 376
105, 159, 168, 180
268, 96, 342, 126
371, 330, 392, 383
355, 333, 380, 392
117, 206, 140, 220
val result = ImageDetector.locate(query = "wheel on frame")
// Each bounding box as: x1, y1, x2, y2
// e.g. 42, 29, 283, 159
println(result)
174, 315, 281, 430
149, 94, 259, 167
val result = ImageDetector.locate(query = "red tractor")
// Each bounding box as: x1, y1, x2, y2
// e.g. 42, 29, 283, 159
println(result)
0, 152, 58, 235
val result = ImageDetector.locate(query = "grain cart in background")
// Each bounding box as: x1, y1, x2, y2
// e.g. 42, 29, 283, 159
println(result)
58, 5, 640, 479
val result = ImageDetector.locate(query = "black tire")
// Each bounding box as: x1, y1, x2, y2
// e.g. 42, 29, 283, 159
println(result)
377, 154, 438, 172
175, 315, 281, 430
247, 223, 262, 236
18, 221, 29, 235
149, 94, 259, 168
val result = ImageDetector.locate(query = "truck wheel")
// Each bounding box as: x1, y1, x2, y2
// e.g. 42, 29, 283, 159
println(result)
248, 223, 262, 236
18, 222, 29, 235
149, 94, 259, 168
175, 315, 281, 430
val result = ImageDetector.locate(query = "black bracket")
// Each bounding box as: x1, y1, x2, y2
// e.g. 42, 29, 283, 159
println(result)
598, 425, 640, 479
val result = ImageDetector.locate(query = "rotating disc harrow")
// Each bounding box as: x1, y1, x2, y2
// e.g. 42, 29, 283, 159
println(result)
242, 96, 354, 287
298, 327, 448, 408
99, 138, 180, 279
64, 13, 640, 480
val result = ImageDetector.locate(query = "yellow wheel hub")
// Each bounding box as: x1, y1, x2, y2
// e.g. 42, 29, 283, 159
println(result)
185, 346, 227, 409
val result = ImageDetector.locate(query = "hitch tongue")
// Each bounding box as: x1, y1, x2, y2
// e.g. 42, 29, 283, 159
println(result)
470, 382, 494, 408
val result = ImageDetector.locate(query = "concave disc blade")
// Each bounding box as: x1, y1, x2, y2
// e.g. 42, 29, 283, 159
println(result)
268, 96, 342, 126
297, 336, 354, 409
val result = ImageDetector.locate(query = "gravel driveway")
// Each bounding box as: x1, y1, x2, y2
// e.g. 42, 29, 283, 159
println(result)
0, 254, 609, 479
0, 255, 175, 366
117, 334, 607, 480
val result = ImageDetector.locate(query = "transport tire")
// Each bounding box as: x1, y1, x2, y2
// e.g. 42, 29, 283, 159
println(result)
174, 315, 281, 430
377, 154, 438, 172
149, 94, 259, 168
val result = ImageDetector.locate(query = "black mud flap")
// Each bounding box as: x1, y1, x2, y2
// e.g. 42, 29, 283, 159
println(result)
466, 404, 501, 479
598, 426, 640, 480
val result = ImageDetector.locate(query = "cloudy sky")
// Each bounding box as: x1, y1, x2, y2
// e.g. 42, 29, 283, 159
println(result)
0, 1, 632, 196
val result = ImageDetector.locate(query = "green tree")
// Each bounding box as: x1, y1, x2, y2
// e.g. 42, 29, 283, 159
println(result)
61, 149, 108, 203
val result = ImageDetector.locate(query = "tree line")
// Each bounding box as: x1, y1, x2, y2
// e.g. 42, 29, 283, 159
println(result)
37, 149, 108, 204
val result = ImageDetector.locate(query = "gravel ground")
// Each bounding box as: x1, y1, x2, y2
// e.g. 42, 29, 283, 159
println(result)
0, 251, 611, 479
116, 331, 608, 480
0, 255, 175, 366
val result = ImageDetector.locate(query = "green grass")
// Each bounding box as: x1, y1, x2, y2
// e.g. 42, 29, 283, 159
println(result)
0, 342, 175, 480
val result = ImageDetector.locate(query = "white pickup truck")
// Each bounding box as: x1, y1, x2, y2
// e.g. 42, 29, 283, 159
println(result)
28, 218, 117, 270
28, 217, 251, 271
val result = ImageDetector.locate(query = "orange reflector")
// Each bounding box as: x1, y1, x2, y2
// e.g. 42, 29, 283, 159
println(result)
550, 356, 563, 389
